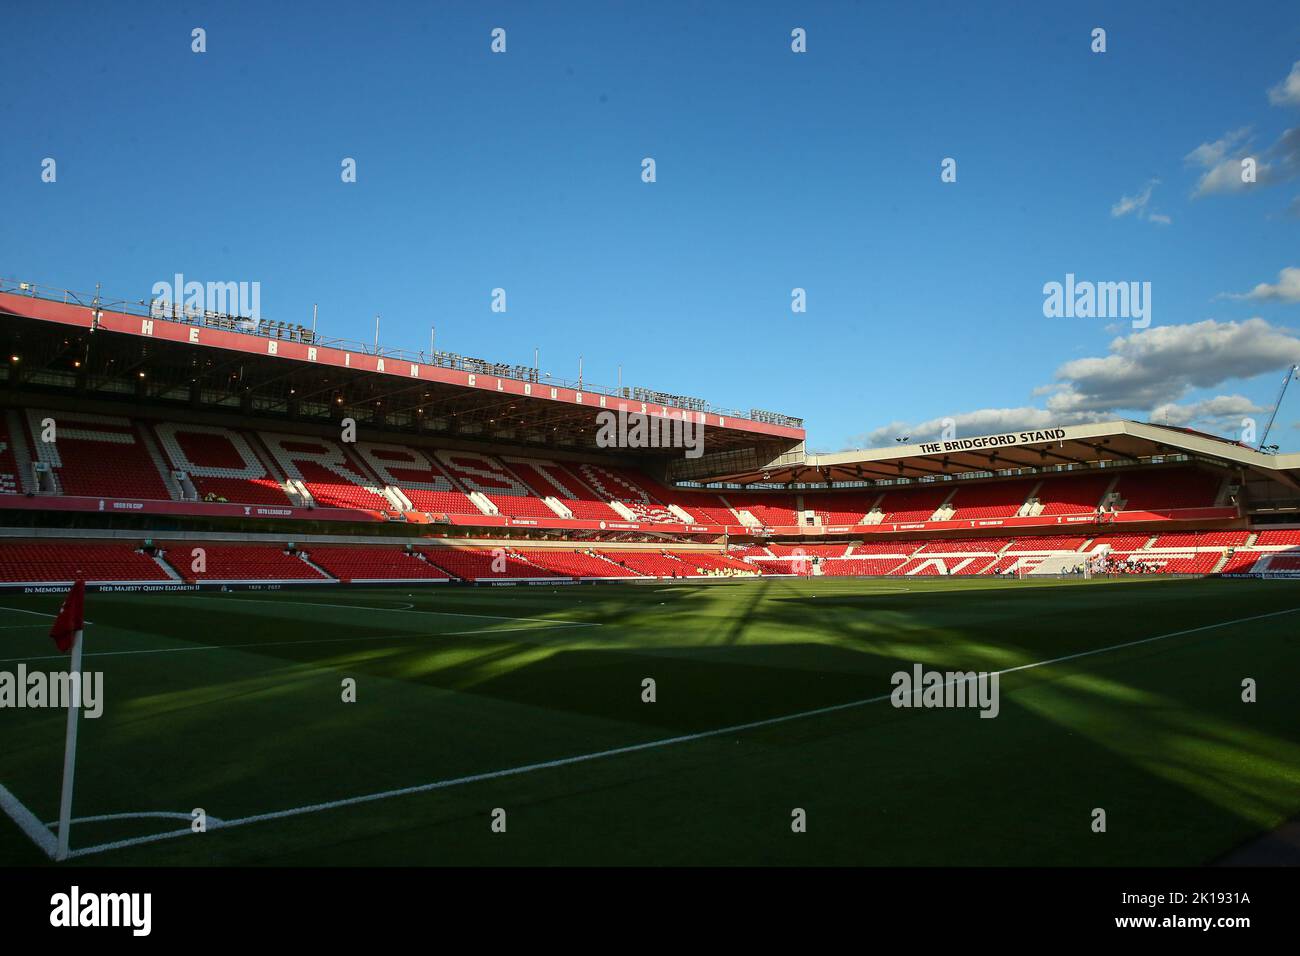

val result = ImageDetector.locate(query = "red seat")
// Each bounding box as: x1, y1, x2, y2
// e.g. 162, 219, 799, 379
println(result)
164, 543, 329, 583
153, 422, 292, 505
26, 409, 172, 500
1035, 474, 1113, 515
876, 487, 949, 522
306, 547, 451, 582
419, 548, 559, 581
0, 542, 171, 583
1115, 470, 1223, 511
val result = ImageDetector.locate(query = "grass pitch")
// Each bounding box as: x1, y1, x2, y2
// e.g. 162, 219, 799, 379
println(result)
2, 576, 1298, 866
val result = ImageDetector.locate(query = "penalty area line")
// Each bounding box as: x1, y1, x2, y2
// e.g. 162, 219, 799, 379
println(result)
50, 604, 1300, 861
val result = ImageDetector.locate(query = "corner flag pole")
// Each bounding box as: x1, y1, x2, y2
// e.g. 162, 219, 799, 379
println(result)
55, 626, 83, 861
48, 578, 86, 862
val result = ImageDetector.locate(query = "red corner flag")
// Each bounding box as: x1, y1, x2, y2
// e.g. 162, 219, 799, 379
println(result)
48, 579, 85, 653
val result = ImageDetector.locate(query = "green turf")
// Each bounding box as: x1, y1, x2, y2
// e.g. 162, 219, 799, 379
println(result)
1, 576, 1298, 865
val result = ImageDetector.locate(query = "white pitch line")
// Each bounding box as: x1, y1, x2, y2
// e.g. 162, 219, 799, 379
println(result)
0, 622, 596, 664
182, 595, 601, 627
0, 606, 58, 619
0, 606, 96, 626
42, 811, 226, 828
49, 604, 1300, 861
0, 784, 56, 859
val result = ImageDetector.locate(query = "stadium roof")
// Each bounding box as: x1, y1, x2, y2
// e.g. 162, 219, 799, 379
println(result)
0, 281, 805, 454
695, 420, 1300, 489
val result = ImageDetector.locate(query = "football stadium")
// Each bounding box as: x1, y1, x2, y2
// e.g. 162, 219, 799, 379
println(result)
5, 2, 1300, 938
1, 277, 1298, 874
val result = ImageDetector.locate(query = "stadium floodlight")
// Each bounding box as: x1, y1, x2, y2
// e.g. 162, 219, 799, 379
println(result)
895, 436, 909, 443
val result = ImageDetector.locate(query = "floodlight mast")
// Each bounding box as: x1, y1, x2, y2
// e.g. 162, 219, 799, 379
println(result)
1257, 364, 1299, 451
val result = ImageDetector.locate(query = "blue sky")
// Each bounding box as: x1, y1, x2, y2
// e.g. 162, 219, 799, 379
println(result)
4, 1, 1300, 451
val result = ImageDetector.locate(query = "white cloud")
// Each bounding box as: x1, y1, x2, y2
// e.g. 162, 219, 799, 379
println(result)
853, 407, 1110, 448
1111, 180, 1171, 224
1269, 60, 1300, 107
850, 318, 1300, 448
1111, 181, 1155, 217
1187, 126, 1300, 197
1149, 394, 1264, 430
1228, 265, 1300, 304
1050, 318, 1300, 411
1185, 128, 1251, 169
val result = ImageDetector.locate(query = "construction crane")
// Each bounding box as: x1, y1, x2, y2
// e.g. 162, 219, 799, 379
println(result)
1257, 364, 1299, 452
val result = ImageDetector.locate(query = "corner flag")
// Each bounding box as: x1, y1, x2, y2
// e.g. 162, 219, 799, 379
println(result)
48, 579, 85, 653
48, 579, 87, 860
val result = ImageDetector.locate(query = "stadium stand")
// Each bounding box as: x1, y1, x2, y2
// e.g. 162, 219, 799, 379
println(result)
260, 433, 391, 510
152, 422, 293, 505
652, 488, 740, 527
0, 542, 172, 583
0, 415, 25, 495
0, 530, 1291, 584
353, 443, 480, 516
25, 409, 172, 500
723, 491, 801, 526
599, 551, 689, 577
1252, 530, 1300, 546
514, 548, 642, 578
419, 547, 559, 581
891, 558, 943, 576
1220, 551, 1263, 573
851, 539, 923, 556
1102, 552, 1222, 574
916, 538, 1010, 554
983, 556, 1028, 575
1034, 473, 1114, 515
749, 558, 803, 575
431, 450, 557, 519
10, 278, 1300, 596
805, 491, 877, 525
304, 547, 451, 582
728, 544, 775, 559
877, 486, 950, 522
571, 463, 680, 523
946, 484, 1027, 519
1114, 469, 1223, 511
165, 543, 329, 583
950, 557, 999, 575
819, 557, 907, 576
1005, 535, 1088, 552
1149, 531, 1251, 548
500, 458, 623, 520
767, 543, 852, 558
680, 552, 758, 574
1087, 534, 1152, 552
